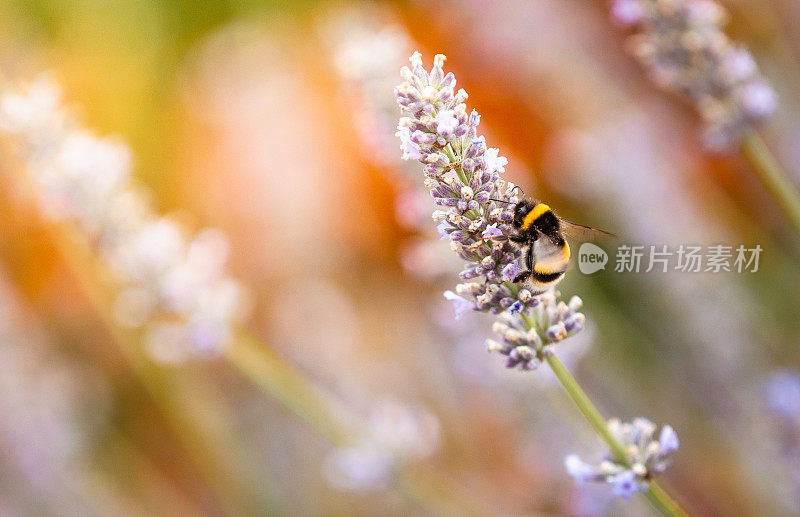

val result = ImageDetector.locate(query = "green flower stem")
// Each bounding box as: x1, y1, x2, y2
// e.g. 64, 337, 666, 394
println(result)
443, 143, 469, 184
544, 354, 628, 463
646, 480, 690, 517
544, 354, 689, 517
741, 130, 800, 238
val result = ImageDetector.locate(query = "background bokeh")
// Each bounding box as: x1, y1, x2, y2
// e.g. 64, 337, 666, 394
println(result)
1, 0, 799, 515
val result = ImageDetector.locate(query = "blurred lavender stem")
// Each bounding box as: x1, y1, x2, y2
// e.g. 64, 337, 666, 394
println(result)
104, 428, 209, 514
543, 351, 689, 517
225, 330, 356, 445
40, 219, 265, 516
741, 131, 800, 238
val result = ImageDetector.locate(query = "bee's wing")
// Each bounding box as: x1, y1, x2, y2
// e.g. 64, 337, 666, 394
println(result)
558, 218, 617, 241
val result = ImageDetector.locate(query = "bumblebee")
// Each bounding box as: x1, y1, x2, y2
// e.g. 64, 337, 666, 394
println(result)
508, 200, 615, 293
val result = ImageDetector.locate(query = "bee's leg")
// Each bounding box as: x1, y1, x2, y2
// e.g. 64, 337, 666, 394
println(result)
442, 158, 468, 173
513, 245, 535, 283
525, 244, 534, 272
509, 234, 528, 244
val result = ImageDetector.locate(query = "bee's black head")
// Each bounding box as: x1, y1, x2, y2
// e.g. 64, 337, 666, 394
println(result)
512, 200, 534, 228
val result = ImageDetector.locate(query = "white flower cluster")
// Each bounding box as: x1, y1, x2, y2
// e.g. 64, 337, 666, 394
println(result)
486, 292, 585, 370
565, 418, 679, 499
0, 75, 246, 363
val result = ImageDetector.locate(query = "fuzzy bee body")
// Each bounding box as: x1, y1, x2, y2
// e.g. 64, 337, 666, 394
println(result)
508, 200, 612, 294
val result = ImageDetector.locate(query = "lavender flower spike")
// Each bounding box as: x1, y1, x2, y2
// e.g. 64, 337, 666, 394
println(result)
396, 52, 587, 368
565, 418, 679, 499
396, 52, 523, 315
613, 0, 777, 150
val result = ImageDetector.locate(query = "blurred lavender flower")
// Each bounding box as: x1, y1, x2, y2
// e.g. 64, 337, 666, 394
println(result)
567, 483, 615, 517
765, 371, 800, 503
396, 52, 586, 368
612, 0, 777, 150
565, 418, 678, 499
324, 14, 463, 282
0, 275, 111, 513
323, 399, 440, 492
329, 20, 414, 169
766, 371, 800, 420
0, 75, 247, 363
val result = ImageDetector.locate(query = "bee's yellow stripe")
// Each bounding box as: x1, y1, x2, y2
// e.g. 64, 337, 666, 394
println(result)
520, 203, 551, 230
533, 264, 555, 275
533, 242, 570, 274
